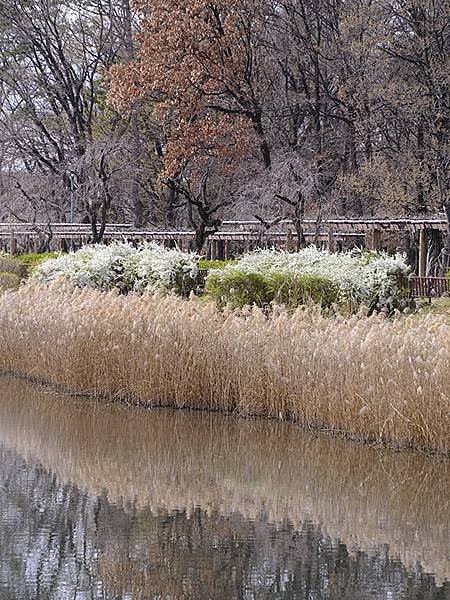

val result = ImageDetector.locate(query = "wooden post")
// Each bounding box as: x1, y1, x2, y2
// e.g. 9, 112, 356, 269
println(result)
9, 232, 17, 256
327, 231, 335, 253
286, 229, 294, 251
369, 228, 382, 251
224, 240, 230, 260
211, 240, 218, 260
418, 229, 427, 277
217, 240, 225, 260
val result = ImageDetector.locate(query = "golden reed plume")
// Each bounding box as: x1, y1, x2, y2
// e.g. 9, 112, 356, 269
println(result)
0, 283, 448, 453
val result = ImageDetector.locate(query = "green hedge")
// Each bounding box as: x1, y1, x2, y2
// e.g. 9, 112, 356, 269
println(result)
17, 252, 59, 273
198, 259, 237, 271
269, 273, 340, 310
206, 270, 339, 310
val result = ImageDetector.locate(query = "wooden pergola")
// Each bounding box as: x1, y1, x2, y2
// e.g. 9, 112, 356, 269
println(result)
0, 218, 447, 277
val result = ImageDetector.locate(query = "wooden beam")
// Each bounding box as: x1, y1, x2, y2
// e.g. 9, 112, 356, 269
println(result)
418, 229, 427, 277
9, 232, 17, 256
368, 228, 382, 251
210, 240, 218, 260
327, 231, 335, 252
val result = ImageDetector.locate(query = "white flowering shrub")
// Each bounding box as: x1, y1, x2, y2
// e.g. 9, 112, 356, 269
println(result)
206, 247, 410, 312
33, 242, 199, 296
33, 243, 409, 310
133, 243, 199, 296
33, 244, 137, 291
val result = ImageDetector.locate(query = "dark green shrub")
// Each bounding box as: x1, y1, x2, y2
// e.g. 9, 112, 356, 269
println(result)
0, 272, 21, 291
170, 266, 201, 297
206, 270, 273, 308
206, 269, 340, 310
269, 273, 340, 310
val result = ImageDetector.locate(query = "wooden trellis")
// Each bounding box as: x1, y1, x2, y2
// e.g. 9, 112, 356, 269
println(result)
0, 219, 447, 275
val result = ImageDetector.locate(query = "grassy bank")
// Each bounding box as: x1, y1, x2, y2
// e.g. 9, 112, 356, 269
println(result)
0, 283, 448, 454
0, 252, 58, 293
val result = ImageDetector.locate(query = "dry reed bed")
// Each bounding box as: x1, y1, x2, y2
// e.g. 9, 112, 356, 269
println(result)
0, 283, 449, 453
0, 376, 448, 583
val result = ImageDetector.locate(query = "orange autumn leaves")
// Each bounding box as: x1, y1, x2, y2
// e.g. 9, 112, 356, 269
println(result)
108, 0, 264, 178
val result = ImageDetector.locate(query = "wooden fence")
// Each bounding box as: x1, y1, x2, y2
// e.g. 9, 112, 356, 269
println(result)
409, 277, 449, 299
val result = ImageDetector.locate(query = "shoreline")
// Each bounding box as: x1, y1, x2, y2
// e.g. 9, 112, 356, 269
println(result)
1, 369, 449, 460
0, 283, 449, 457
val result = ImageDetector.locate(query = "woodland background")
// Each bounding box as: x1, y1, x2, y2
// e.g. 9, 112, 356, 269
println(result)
0, 0, 448, 250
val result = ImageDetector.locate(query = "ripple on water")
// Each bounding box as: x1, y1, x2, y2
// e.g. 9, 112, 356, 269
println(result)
0, 375, 448, 599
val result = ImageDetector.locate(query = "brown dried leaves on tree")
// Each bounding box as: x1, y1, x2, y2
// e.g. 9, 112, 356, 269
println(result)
108, 0, 268, 179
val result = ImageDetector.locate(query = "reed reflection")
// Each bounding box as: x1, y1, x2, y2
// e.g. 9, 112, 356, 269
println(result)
0, 375, 448, 598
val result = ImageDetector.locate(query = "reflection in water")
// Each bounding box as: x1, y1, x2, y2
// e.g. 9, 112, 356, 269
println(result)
0, 375, 448, 599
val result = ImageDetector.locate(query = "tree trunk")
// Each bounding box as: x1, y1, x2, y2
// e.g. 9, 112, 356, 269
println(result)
294, 191, 306, 250
313, 56, 323, 192
442, 201, 450, 274
130, 113, 144, 227
195, 222, 208, 253
252, 112, 271, 169
121, 0, 145, 227
294, 220, 306, 251
416, 120, 426, 213
427, 229, 443, 277
348, 120, 362, 215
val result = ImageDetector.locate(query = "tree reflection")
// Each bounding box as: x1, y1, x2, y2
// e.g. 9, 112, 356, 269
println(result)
98, 506, 450, 600
0, 444, 449, 599
0, 376, 449, 600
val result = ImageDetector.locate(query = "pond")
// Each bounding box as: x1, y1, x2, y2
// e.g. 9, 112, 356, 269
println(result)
0, 375, 449, 599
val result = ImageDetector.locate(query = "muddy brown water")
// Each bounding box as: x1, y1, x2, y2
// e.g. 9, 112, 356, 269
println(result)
0, 375, 449, 599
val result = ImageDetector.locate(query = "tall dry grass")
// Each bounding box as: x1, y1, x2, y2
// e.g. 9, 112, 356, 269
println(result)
0, 283, 449, 453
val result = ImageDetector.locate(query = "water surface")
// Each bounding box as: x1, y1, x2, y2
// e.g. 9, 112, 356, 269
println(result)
0, 375, 449, 599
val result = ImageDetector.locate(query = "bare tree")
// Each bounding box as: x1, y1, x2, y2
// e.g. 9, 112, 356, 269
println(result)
164, 162, 233, 252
